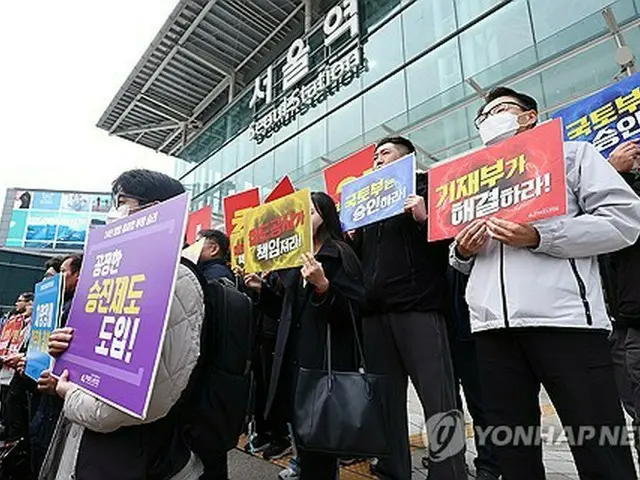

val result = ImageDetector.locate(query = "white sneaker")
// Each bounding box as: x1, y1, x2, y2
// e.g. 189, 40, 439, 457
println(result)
278, 466, 299, 479
278, 458, 299, 479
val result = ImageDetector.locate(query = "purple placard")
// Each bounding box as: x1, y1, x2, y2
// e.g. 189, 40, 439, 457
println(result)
54, 193, 189, 418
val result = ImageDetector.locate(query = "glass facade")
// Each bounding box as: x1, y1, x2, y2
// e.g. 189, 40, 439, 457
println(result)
176, 0, 640, 225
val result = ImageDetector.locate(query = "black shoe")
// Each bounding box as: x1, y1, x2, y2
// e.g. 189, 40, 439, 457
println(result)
340, 457, 366, 466
262, 438, 293, 461
370, 459, 394, 479
243, 434, 271, 454
476, 469, 501, 480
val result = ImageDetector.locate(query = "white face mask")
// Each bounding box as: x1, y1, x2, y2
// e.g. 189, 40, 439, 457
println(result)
106, 204, 130, 224
478, 112, 521, 146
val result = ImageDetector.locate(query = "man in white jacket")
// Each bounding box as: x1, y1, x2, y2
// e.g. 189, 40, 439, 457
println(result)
450, 87, 640, 480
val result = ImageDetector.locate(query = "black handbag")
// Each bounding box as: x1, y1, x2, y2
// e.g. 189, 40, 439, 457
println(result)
293, 305, 391, 457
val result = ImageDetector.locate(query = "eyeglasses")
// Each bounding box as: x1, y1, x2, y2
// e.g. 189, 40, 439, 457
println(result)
474, 101, 526, 129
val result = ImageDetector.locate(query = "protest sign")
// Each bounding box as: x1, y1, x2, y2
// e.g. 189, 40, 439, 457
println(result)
0, 314, 26, 359
223, 188, 261, 234
264, 176, 296, 203
25, 274, 64, 381
323, 144, 375, 207
243, 189, 313, 274
224, 188, 261, 269
427, 119, 567, 241
0, 313, 28, 383
185, 205, 212, 245
339, 153, 415, 231
182, 237, 206, 265
54, 193, 190, 418
552, 72, 640, 158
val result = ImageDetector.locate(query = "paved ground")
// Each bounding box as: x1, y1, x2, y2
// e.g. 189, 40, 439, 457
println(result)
231, 382, 639, 479
228, 449, 283, 478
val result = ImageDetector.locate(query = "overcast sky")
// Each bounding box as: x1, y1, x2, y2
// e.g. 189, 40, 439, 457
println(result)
0, 1, 180, 211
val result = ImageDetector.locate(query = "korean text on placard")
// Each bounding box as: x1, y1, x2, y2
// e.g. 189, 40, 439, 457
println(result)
566, 87, 640, 152
104, 212, 159, 240
249, 210, 306, 262
343, 177, 406, 223
86, 248, 143, 364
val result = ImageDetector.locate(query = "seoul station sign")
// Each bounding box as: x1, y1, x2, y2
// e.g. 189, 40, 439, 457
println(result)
248, 0, 366, 143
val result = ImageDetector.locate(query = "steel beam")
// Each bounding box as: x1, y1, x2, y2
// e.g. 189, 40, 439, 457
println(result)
157, 126, 183, 152
304, 0, 312, 32
602, 6, 635, 75
178, 45, 235, 77
112, 121, 178, 136
107, 0, 219, 133
235, 2, 304, 72
140, 94, 190, 119
192, 77, 232, 119
465, 78, 487, 99
137, 101, 183, 123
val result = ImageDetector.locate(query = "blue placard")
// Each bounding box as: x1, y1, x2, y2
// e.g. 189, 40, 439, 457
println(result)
551, 72, 640, 158
340, 153, 416, 231
25, 274, 63, 381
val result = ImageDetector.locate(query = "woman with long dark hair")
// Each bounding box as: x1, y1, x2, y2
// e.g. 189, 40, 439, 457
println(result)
244, 191, 365, 479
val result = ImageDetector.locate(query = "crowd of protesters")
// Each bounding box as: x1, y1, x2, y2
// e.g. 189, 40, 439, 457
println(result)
0, 86, 640, 480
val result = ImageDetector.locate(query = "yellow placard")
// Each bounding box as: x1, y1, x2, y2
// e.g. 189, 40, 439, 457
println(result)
243, 189, 313, 274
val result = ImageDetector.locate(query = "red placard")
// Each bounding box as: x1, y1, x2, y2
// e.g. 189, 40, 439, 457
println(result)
323, 144, 376, 204
223, 188, 261, 235
185, 205, 212, 245
265, 176, 295, 203
0, 314, 26, 359
428, 119, 567, 241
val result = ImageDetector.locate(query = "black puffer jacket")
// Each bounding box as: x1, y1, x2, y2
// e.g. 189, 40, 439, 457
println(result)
352, 173, 449, 315
601, 171, 640, 327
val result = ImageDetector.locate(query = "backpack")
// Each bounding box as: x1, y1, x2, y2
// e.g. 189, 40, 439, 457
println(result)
178, 257, 257, 459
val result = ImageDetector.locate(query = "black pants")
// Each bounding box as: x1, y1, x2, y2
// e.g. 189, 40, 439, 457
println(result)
363, 311, 467, 480
254, 335, 288, 439
476, 328, 637, 480
449, 334, 501, 476
610, 324, 640, 455
199, 452, 228, 480
2, 375, 37, 480
298, 450, 338, 480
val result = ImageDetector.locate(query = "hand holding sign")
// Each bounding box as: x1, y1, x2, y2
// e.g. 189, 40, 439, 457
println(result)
609, 140, 640, 173
243, 273, 263, 292
3, 353, 23, 370
301, 253, 329, 294
37, 370, 58, 396
486, 217, 540, 249
455, 220, 489, 259
56, 370, 73, 399
404, 194, 427, 223
48, 327, 74, 357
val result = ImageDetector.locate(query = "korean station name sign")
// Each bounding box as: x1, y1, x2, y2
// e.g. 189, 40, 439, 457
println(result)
248, 0, 365, 143
427, 119, 567, 241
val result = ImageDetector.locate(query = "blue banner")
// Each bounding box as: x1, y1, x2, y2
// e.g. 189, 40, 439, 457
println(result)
340, 153, 416, 230
551, 72, 640, 158
25, 274, 63, 381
